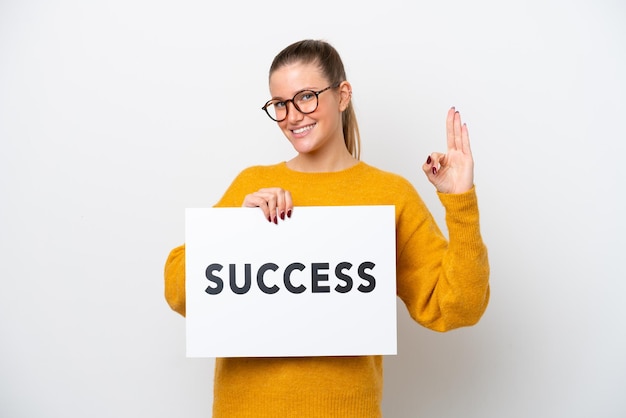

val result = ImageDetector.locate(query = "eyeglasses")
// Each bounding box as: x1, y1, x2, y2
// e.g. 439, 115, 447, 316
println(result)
261, 82, 340, 122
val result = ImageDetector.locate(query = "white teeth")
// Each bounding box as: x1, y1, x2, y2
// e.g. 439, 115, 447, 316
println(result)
293, 124, 315, 134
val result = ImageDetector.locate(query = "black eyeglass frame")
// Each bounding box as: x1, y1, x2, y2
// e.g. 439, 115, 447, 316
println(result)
261, 82, 341, 122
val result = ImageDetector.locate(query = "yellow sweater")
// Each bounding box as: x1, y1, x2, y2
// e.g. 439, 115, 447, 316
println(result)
164, 161, 489, 418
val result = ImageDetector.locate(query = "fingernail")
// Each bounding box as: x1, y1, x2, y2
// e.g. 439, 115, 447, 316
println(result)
287, 209, 292, 218
451, 106, 455, 110
432, 167, 437, 175
273, 216, 278, 224
426, 156, 432, 164
280, 211, 285, 220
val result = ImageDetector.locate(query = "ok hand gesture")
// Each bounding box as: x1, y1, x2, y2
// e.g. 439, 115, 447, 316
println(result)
422, 107, 474, 194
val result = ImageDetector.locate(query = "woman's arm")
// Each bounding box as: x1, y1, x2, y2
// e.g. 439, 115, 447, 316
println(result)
397, 107, 489, 331
396, 187, 490, 331
164, 244, 186, 316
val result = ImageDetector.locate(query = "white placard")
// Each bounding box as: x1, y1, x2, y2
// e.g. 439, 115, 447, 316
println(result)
185, 206, 397, 358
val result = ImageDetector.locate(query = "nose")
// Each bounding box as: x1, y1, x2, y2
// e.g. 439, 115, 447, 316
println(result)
286, 100, 304, 123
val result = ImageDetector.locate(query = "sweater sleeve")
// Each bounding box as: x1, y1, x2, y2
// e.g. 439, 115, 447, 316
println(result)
164, 244, 186, 317
395, 186, 490, 332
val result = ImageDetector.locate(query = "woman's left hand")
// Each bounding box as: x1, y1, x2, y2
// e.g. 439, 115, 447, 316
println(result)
422, 107, 474, 194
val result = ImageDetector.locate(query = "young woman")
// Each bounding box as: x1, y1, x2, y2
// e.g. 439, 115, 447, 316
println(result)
165, 39, 490, 418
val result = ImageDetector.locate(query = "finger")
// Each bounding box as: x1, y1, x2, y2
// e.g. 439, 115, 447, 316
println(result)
284, 190, 294, 218
422, 152, 445, 176
461, 122, 472, 154
265, 192, 279, 224
242, 194, 271, 221
261, 188, 290, 222
273, 189, 287, 221
446, 107, 456, 151
453, 110, 463, 151
248, 188, 295, 223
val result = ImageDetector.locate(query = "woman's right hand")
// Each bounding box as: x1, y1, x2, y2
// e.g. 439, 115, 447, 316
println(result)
242, 188, 293, 224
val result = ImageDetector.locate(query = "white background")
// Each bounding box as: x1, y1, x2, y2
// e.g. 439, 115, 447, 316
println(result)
0, 1, 624, 417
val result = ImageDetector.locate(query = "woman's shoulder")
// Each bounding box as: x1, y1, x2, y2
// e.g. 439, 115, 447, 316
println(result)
359, 162, 417, 191
216, 163, 288, 207
233, 162, 288, 180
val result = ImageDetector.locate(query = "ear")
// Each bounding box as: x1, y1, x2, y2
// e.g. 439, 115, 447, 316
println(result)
338, 81, 352, 111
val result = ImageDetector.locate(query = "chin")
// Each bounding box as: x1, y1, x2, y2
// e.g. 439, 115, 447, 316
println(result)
288, 139, 317, 155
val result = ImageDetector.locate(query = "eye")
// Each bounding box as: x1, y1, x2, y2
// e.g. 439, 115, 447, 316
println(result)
298, 91, 315, 102
273, 100, 287, 109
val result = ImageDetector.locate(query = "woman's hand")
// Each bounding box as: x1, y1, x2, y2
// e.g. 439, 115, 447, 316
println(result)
422, 107, 474, 194
242, 188, 293, 224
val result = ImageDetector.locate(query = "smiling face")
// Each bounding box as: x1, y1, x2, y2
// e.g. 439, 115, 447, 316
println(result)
269, 61, 348, 159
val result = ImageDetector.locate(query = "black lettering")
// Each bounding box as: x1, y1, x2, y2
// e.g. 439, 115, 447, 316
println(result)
205, 263, 224, 295
257, 263, 279, 294
357, 261, 376, 293
229, 263, 252, 295
284, 262, 306, 294
334, 262, 353, 293
312, 262, 330, 293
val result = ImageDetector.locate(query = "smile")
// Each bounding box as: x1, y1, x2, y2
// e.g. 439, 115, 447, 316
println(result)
292, 124, 316, 134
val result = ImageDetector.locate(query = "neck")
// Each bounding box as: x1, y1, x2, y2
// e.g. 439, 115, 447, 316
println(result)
287, 148, 358, 173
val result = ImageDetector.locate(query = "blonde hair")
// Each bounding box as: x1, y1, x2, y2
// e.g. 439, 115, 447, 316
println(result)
269, 40, 361, 159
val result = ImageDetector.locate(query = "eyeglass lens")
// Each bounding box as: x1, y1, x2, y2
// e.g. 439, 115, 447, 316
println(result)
266, 90, 318, 121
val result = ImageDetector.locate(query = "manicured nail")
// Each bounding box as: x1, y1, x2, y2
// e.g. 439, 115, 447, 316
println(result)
432, 167, 437, 175
287, 209, 292, 218
426, 155, 432, 164
280, 211, 285, 220
273, 216, 278, 224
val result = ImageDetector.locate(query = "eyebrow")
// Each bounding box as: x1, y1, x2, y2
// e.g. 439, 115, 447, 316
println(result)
270, 87, 321, 100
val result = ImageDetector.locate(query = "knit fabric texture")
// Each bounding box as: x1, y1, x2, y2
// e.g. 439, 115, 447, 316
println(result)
164, 161, 490, 417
